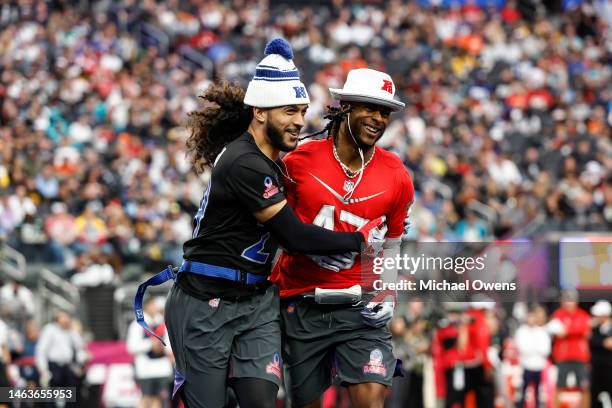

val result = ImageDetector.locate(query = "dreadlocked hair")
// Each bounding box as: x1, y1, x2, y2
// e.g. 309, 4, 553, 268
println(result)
186, 81, 253, 174
298, 103, 352, 141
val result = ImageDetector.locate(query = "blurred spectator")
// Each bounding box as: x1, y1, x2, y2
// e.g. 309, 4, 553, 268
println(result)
515, 304, 551, 408
388, 317, 411, 407
34, 165, 59, 200
487, 152, 522, 188
465, 301, 495, 408
70, 249, 115, 288
0, 317, 10, 390
0, 277, 35, 320
1, 186, 36, 235
589, 300, 612, 408
432, 303, 467, 408
433, 301, 499, 408
547, 290, 591, 408
44, 202, 76, 265
455, 211, 488, 241
0, 193, 19, 240
35, 310, 86, 407
73, 201, 108, 253
15, 320, 40, 389
403, 317, 430, 408
126, 297, 173, 408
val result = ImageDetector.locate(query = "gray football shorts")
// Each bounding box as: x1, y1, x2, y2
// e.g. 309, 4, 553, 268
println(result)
165, 284, 282, 408
556, 361, 590, 389
137, 377, 171, 397
280, 296, 396, 407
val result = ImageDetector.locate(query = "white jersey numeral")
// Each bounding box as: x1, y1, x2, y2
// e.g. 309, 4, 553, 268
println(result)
339, 210, 368, 229
313, 205, 368, 230
313, 205, 335, 230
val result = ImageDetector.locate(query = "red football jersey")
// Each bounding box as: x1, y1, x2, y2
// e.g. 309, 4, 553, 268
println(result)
270, 138, 414, 298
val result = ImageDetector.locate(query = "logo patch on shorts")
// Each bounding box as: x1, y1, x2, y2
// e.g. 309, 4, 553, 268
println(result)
286, 303, 295, 313
363, 348, 386, 376
266, 353, 282, 379
263, 176, 279, 199
208, 298, 220, 308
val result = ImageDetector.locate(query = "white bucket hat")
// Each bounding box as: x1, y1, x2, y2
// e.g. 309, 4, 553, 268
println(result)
329, 68, 405, 111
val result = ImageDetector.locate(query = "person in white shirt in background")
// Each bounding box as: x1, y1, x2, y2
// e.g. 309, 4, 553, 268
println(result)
0, 277, 35, 319
515, 305, 551, 408
0, 318, 9, 408
35, 310, 86, 407
127, 297, 173, 408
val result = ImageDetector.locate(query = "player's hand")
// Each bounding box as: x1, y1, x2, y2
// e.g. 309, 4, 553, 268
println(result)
546, 319, 566, 337
357, 216, 387, 256
307, 252, 358, 272
402, 202, 413, 237
403, 214, 412, 237
361, 297, 395, 328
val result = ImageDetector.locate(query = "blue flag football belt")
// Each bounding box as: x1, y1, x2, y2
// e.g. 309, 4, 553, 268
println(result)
134, 260, 267, 344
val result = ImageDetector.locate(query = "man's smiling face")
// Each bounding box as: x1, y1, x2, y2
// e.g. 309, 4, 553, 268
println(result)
345, 102, 392, 148
265, 104, 308, 152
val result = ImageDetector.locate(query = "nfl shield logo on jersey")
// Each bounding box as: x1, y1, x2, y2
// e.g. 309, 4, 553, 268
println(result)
343, 180, 355, 193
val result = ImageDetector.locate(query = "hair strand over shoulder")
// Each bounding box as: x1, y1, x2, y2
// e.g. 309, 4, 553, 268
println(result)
185, 81, 253, 173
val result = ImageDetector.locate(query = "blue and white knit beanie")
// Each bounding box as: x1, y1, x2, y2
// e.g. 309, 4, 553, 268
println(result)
243, 38, 310, 108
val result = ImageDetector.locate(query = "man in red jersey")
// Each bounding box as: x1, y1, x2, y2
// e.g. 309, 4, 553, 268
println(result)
548, 290, 591, 408
270, 68, 414, 408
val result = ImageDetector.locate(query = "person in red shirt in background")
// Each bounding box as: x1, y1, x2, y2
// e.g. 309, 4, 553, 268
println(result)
432, 303, 465, 407
500, 0, 522, 24
432, 302, 493, 408
547, 290, 591, 408
465, 301, 495, 408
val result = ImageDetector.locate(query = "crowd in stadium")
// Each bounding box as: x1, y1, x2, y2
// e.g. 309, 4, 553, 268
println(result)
0, 0, 610, 406
0, 0, 610, 278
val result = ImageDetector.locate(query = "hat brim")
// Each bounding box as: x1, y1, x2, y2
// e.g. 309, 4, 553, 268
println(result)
329, 88, 405, 111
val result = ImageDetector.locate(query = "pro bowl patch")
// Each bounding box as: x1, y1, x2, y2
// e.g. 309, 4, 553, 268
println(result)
208, 298, 220, 308
363, 348, 386, 376
263, 176, 279, 199
266, 353, 282, 379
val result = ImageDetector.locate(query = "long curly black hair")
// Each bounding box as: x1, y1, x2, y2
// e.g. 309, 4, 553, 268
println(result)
186, 81, 253, 173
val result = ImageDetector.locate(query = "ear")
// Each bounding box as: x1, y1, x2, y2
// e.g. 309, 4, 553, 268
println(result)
252, 107, 267, 124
